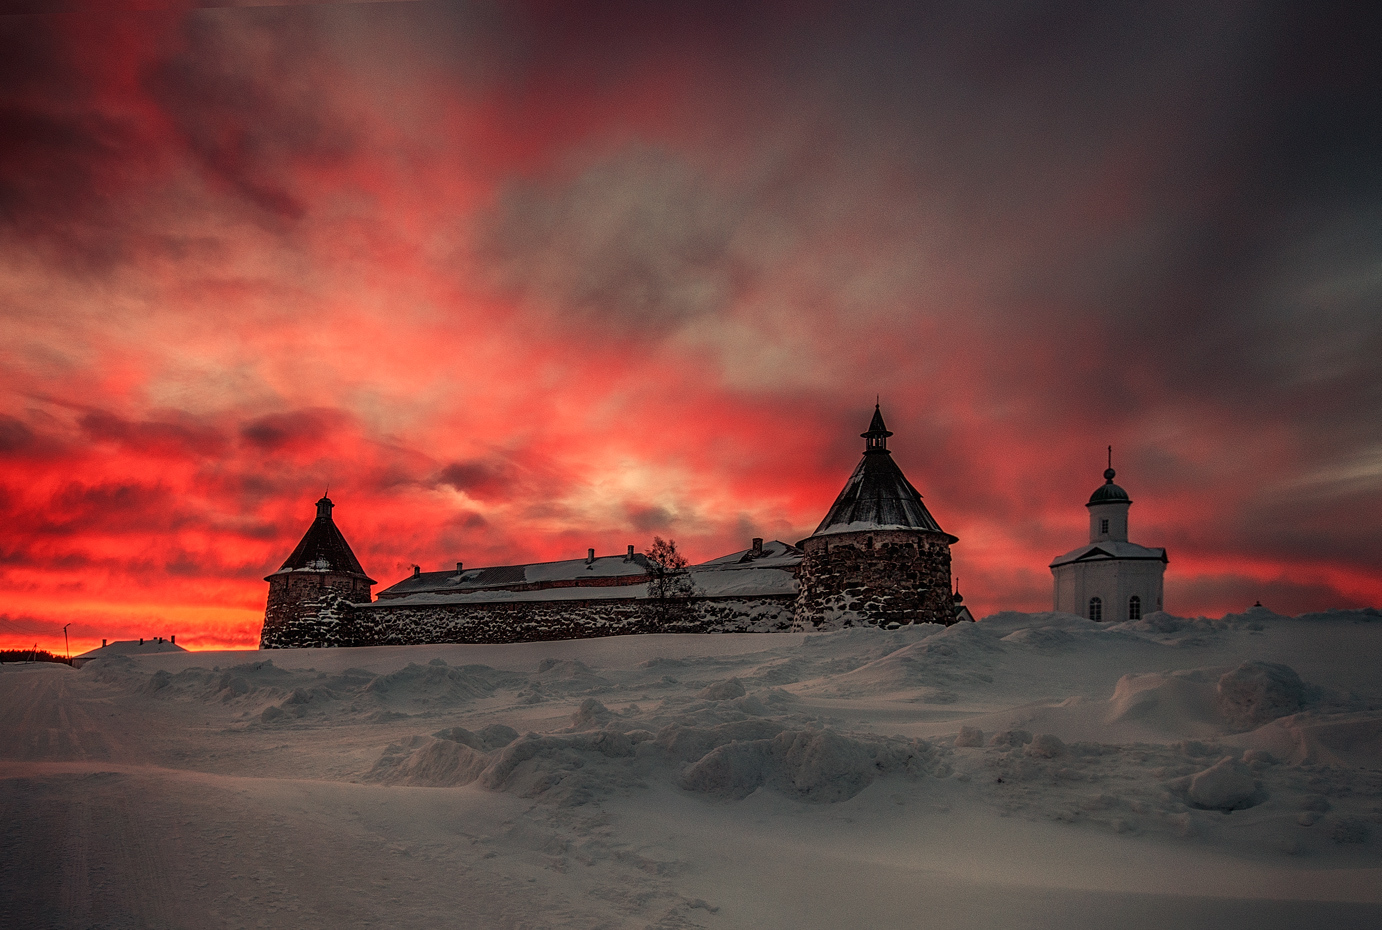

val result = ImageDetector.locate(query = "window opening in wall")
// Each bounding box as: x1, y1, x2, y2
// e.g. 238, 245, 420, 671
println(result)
1129, 596, 1141, 620
1100, 518, 1109, 534
866, 536, 873, 549
1089, 597, 1102, 621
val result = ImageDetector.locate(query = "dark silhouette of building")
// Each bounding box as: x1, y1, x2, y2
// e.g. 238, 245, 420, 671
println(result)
794, 405, 958, 626
260, 496, 375, 648
259, 407, 963, 647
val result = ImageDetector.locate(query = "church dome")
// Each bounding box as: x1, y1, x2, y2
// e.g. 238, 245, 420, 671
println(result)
1087, 467, 1131, 506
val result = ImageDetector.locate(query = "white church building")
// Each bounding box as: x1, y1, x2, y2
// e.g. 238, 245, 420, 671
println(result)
1050, 457, 1167, 621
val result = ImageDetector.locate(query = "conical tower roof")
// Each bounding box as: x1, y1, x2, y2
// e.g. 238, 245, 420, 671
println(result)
273, 496, 375, 581
805, 406, 956, 542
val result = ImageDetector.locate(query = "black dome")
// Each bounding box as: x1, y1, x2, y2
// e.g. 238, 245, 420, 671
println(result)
1087, 468, 1131, 506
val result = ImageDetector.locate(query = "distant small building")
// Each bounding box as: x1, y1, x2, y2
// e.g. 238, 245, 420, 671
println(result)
74, 636, 186, 667
1050, 458, 1167, 621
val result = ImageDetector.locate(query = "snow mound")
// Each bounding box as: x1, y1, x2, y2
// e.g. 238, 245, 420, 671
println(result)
811, 622, 1000, 696
370, 723, 523, 785
652, 720, 795, 763
1175, 757, 1262, 811
697, 677, 747, 701
569, 697, 614, 730
1215, 661, 1307, 730
1105, 669, 1224, 735
534, 657, 611, 692
369, 734, 493, 786
679, 729, 943, 802
364, 660, 505, 707
369, 727, 644, 802
954, 726, 985, 747
1237, 710, 1382, 767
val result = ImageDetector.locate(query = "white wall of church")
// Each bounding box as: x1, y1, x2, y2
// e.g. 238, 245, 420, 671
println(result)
1053, 559, 1163, 621
1088, 501, 1130, 542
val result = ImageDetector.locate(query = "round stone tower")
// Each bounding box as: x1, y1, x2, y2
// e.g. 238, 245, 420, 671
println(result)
794, 406, 959, 628
260, 496, 375, 648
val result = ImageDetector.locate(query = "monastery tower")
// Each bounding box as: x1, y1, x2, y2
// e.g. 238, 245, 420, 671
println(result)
260, 496, 375, 648
794, 405, 959, 627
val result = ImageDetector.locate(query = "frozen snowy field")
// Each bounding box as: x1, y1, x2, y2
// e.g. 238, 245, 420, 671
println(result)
3, 608, 1380, 929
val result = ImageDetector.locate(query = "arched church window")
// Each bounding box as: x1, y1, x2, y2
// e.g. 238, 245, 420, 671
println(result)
1089, 597, 1102, 621
1129, 596, 1141, 620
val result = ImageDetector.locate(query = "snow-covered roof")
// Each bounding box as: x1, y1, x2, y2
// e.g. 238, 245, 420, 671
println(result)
804, 407, 954, 543
76, 639, 187, 658
377, 552, 654, 599
362, 564, 801, 607
1049, 540, 1168, 568
371, 541, 804, 606
691, 540, 802, 571
268, 496, 375, 583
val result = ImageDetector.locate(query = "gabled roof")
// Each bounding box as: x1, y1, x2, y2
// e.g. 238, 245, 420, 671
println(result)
1049, 540, 1168, 568
377, 552, 653, 599
692, 539, 802, 571
804, 406, 955, 542
270, 497, 375, 582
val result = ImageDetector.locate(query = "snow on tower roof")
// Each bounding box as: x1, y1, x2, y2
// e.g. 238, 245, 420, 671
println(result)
804, 405, 955, 542
268, 496, 375, 583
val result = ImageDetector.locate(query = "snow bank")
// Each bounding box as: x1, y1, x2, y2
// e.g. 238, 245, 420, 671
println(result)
1215, 661, 1309, 729
679, 728, 944, 802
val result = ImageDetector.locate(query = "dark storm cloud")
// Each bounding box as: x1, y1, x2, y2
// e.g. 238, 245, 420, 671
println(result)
240, 408, 349, 453
143, 7, 360, 221
475, 0, 1382, 538
0, 16, 152, 270
627, 504, 673, 533
0, 416, 38, 456
436, 458, 514, 500
80, 409, 228, 458
477, 146, 747, 332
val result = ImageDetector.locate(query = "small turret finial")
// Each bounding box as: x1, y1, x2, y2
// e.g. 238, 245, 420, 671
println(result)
1104, 445, 1115, 482
861, 402, 893, 452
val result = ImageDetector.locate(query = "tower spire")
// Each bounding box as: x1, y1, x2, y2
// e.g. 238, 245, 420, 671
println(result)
1104, 445, 1115, 482
861, 403, 893, 453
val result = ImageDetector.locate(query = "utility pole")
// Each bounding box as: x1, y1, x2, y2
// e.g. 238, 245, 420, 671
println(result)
63, 624, 71, 662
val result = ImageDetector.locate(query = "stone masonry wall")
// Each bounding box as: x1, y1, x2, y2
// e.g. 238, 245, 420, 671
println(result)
794, 530, 953, 628
261, 573, 373, 648
262, 593, 798, 648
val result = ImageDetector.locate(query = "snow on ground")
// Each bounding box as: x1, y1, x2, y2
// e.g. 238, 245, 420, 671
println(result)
2, 607, 1380, 929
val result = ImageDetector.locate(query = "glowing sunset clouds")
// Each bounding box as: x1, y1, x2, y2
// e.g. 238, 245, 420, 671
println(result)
2, 2, 1380, 652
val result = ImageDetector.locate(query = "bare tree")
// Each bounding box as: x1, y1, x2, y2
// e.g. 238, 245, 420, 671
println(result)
645, 536, 696, 604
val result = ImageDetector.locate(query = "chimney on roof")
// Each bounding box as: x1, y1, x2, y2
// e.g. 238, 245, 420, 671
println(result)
456, 561, 464, 575
626, 545, 634, 561
139, 638, 144, 645
102, 639, 107, 647
752, 538, 763, 555
170, 635, 175, 644
587, 548, 595, 564
412, 564, 420, 578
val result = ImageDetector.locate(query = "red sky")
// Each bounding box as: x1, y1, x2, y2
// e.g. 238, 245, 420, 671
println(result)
3, 2, 1380, 653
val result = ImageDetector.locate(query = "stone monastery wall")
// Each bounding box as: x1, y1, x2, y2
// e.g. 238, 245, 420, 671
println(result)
261, 591, 798, 649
